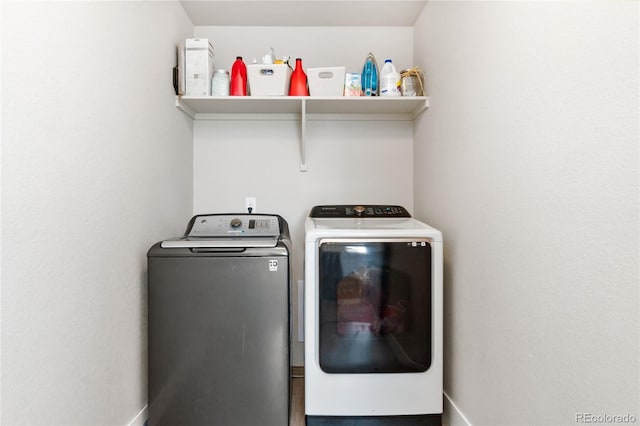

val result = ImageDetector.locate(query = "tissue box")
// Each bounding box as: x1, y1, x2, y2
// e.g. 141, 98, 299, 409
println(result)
184, 38, 214, 96
307, 66, 346, 97
247, 64, 292, 96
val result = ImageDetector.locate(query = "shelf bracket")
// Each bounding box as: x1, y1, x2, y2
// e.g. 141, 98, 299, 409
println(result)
300, 99, 308, 172
410, 96, 430, 119
175, 97, 196, 119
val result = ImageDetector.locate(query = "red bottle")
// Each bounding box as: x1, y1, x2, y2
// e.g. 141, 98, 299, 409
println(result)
230, 56, 247, 96
288, 58, 309, 96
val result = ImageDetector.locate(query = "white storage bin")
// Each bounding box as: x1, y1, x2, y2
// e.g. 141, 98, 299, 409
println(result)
307, 66, 346, 97
247, 64, 292, 96
185, 38, 214, 96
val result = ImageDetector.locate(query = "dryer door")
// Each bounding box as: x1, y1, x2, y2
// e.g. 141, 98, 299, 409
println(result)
318, 238, 432, 374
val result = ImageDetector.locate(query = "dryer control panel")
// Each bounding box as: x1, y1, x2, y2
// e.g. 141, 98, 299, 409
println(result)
309, 205, 411, 218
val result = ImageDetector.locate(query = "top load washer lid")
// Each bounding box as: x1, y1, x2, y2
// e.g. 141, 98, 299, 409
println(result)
309, 205, 411, 218
161, 214, 281, 248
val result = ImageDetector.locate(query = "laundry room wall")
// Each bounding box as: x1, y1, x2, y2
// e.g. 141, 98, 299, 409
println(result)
192, 26, 416, 365
1, 1, 193, 424
413, 1, 639, 425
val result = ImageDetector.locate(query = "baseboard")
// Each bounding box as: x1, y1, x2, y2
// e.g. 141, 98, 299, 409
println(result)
127, 404, 148, 426
443, 391, 472, 426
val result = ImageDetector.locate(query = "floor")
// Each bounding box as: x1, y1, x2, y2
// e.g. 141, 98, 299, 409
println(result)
290, 367, 305, 426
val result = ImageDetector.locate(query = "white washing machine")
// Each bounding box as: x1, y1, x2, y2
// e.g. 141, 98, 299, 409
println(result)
304, 205, 443, 426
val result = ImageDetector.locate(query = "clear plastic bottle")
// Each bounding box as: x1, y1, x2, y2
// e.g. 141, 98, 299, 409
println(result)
380, 59, 401, 97
361, 52, 379, 96
211, 69, 230, 96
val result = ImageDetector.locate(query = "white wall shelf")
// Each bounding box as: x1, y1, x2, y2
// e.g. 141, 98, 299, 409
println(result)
176, 96, 429, 171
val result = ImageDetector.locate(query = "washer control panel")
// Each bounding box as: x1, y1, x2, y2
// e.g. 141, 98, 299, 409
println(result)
309, 205, 411, 218
187, 214, 280, 237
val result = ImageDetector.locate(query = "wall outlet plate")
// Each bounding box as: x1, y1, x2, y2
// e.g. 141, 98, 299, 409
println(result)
245, 197, 257, 213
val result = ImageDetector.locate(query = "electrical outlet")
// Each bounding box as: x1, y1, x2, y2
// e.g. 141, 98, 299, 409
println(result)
245, 197, 257, 213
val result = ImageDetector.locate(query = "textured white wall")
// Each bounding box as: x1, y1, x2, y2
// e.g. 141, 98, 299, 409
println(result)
413, 1, 639, 425
1, 2, 193, 424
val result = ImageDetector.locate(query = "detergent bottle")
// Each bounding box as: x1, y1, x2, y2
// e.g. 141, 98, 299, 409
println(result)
380, 59, 401, 97
230, 56, 247, 96
288, 58, 309, 96
361, 52, 379, 96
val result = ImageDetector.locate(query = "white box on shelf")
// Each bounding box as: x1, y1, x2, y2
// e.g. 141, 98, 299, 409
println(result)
247, 64, 292, 96
185, 38, 214, 96
307, 66, 346, 97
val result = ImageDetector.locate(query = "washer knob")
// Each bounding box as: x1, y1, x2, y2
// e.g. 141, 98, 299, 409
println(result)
354, 205, 366, 216
230, 218, 242, 228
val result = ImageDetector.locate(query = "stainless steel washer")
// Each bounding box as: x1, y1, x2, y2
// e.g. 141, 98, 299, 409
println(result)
147, 213, 291, 426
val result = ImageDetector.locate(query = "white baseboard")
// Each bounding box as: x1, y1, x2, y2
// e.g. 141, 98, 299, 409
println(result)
443, 391, 472, 426
131, 395, 461, 426
127, 404, 148, 426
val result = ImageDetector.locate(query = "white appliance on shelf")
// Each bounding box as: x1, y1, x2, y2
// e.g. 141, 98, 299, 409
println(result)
304, 205, 443, 426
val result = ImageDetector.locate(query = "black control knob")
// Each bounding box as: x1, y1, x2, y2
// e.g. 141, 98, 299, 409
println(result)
230, 218, 242, 228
